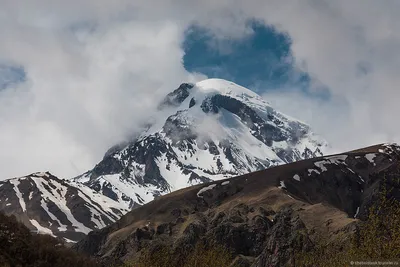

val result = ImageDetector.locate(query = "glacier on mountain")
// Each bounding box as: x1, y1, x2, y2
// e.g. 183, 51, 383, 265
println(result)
73, 78, 328, 209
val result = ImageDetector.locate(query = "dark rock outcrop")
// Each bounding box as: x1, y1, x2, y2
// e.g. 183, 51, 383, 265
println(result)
159, 83, 194, 108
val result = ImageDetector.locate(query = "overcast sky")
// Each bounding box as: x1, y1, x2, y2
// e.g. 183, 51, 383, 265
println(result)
1, 0, 400, 179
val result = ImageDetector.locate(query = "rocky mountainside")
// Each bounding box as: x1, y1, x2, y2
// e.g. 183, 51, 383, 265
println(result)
74, 143, 400, 266
0, 78, 327, 243
0, 172, 129, 242
73, 78, 328, 210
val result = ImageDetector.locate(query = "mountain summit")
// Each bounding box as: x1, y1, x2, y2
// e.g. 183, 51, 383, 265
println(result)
74, 79, 328, 209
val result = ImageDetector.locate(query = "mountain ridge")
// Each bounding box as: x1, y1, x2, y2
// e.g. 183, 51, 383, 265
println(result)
0, 78, 328, 242
0, 172, 129, 242
74, 78, 328, 209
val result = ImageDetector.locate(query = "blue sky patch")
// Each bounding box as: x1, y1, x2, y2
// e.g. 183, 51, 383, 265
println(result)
0, 65, 26, 90
183, 20, 329, 99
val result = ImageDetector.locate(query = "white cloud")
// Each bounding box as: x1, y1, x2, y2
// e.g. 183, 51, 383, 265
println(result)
250, 1, 400, 151
1, 0, 400, 179
0, 5, 203, 179
261, 90, 392, 153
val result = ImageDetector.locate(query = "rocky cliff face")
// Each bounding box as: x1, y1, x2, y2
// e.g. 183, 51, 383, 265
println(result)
74, 78, 328, 210
74, 143, 400, 266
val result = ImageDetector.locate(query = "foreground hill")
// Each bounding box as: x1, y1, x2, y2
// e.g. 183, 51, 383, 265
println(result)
74, 143, 400, 266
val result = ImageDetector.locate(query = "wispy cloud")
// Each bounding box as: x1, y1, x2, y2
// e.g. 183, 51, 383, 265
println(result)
1, 0, 399, 178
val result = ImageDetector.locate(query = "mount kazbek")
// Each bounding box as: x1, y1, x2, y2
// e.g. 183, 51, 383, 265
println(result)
0, 78, 328, 242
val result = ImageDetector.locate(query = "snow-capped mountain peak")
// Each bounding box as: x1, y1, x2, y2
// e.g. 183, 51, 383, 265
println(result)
196, 78, 264, 101
73, 79, 328, 209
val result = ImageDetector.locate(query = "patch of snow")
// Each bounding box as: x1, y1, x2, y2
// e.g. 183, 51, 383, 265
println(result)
93, 173, 158, 206
325, 155, 348, 161
313, 155, 348, 173
347, 167, 355, 174
221, 181, 230, 186
197, 184, 217, 198
314, 161, 328, 172
157, 153, 190, 190
278, 181, 286, 189
6, 203, 11, 206
365, 153, 377, 165
73, 173, 90, 183
34, 172, 50, 177
308, 169, 321, 176
9, 179, 26, 212
272, 141, 289, 150
354, 207, 360, 218
41, 199, 68, 232
29, 219, 55, 237
293, 174, 301, 182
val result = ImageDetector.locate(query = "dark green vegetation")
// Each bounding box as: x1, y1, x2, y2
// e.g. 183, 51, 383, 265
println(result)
0, 212, 97, 267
